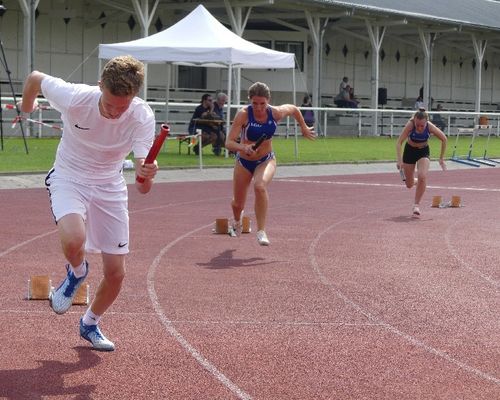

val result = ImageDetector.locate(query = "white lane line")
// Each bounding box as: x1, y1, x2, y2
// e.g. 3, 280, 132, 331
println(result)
0, 197, 229, 260
147, 224, 253, 400
308, 209, 500, 386
0, 309, 384, 327
280, 178, 500, 192
0, 230, 57, 258
445, 217, 500, 289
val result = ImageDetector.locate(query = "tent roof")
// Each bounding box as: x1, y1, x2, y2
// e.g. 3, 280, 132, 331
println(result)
98, 4, 294, 69
310, 0, 500, 31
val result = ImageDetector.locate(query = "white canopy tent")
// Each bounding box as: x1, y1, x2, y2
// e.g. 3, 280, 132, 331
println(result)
98, 4, 296, 137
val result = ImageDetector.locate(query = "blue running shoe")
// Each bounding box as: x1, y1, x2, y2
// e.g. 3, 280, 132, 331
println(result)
80, 318, 115, 351
49, 261, 89, 315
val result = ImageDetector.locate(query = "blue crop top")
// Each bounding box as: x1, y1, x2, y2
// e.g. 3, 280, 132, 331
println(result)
409, 122, 431, 143
242, 105, 277, 142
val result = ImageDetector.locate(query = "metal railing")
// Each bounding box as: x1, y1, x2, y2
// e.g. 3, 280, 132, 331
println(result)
3, 97, 500, 138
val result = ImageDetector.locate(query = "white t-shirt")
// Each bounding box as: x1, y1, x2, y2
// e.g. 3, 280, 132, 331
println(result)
41, 76, 155, 185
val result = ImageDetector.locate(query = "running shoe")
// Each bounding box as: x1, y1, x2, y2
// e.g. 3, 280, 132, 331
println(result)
231, 219, 242, 236
256, 230, 270, 246
79, 318, 115, 352
49, 262, 89, 315
232, 210, 244, 237
412, 205, 421, 218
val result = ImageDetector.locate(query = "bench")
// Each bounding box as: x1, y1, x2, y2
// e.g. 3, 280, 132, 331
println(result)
169, 133, 197, 154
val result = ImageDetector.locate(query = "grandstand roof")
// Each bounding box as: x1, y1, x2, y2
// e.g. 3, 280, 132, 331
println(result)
309, 0, 500, 32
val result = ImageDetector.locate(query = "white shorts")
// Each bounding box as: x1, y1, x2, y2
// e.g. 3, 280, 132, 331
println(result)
45, 169, 129, 254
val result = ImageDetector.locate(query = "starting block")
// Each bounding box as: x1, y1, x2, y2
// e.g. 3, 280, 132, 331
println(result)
430, 195, 462, 208
27, 275, 52, 300
213, 216, 251, 234
431, 196, 443, 208
27, 274, 89, 305
450, 195, 462, 208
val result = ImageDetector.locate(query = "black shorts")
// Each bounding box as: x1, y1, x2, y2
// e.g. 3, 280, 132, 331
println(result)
403, 142, 430, 164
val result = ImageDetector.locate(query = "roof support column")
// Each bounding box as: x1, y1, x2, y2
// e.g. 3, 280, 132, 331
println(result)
418, 29, 435, 110
18, 0, 39, 137
471, 34, 487, 116
18, 0, 38, 78
366, 20, 386, 136
305, 12, 326, 133
225, 1, 252, 108
131, 0, 159, 99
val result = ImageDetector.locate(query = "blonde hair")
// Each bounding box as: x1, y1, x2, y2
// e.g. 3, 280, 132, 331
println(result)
101, 55, 144, 96
248, 82, 271, 99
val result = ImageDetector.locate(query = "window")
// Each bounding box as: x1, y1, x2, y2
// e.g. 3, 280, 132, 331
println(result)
254, 40, 272, 50
275, 41, 304, 71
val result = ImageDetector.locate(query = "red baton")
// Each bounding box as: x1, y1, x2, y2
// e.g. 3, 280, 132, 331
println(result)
136, 124, 170, 183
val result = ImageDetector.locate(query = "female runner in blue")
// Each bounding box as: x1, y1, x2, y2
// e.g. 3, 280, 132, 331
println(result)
225, 82, 315, 245
396, 109, 447, 217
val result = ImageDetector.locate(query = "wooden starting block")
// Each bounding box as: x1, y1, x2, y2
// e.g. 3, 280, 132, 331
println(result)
213, 216, 252, 234
450, 195, 462, 208
28, 275, 52, 300
242, 216, 251, 233
431, 196, 442, 208
214, 218, 229, 234
72, 283, 89, 305
27, 275, 89, 305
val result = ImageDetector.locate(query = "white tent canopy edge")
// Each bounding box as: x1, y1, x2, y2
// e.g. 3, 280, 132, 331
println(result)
98, 4, 297, 146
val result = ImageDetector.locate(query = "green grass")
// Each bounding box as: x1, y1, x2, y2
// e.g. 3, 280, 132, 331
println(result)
1, 135, 500, 173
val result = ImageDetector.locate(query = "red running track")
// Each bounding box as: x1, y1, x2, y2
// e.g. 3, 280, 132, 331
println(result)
0, 168, 499, 399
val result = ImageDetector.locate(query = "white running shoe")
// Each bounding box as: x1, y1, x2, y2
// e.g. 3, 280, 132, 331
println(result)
232, 219, 242, 236
256, 230, 270, 246
49, 262, 89, 315
412, 205, 421, 218
80, 318, 115, 351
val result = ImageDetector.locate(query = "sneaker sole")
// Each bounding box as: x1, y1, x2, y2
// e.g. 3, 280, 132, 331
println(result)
80, 335, 115, 352
49, 290, 72, 315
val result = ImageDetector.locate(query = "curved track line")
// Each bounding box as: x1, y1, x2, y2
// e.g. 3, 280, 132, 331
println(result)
308, 208, 500, 386
445, 217, 500, 289
0, 196, 229, 260
147, 224, 252, 400
0, 230, 57, 258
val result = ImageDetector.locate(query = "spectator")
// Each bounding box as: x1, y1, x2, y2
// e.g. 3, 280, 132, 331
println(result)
300, 94, 315, 127
213, 92, 228, 155
188, 93, 223, 155
414, 95, 425, 110
432, 103, 446, 131
334, 76, 358, 108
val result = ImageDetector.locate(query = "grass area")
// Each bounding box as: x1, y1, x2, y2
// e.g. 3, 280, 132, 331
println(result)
1, 135, 500, 173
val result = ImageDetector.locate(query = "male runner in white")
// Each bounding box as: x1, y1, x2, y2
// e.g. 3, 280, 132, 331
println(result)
20, 55, 158, 351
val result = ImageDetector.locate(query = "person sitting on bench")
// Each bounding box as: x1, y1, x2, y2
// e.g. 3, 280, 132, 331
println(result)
333, 76, 358, 108
188, 94, 223, 155
431, 103, 446, 131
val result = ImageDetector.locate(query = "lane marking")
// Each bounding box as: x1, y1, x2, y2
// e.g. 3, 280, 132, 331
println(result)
147, 224, 252, 400
280, 178, 500, 192
445, 217, 500, 288
308, 209, 500, 385
0, 309, 384, 327
0, 230, 57, 258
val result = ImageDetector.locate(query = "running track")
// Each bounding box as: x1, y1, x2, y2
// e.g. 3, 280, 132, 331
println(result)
0, 167, 499, 399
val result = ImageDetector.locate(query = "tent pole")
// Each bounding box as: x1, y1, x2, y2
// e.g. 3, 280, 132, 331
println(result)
293, 67, 298, 160
225, 64, 233, 160
165, 63, 171, 124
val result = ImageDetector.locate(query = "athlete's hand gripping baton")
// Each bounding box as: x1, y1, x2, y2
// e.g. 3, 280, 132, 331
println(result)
252, 134, 267, 150
136, 124, 170, 183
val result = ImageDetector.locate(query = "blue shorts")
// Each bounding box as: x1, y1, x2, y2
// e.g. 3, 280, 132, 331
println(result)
237, 152, 275, 174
